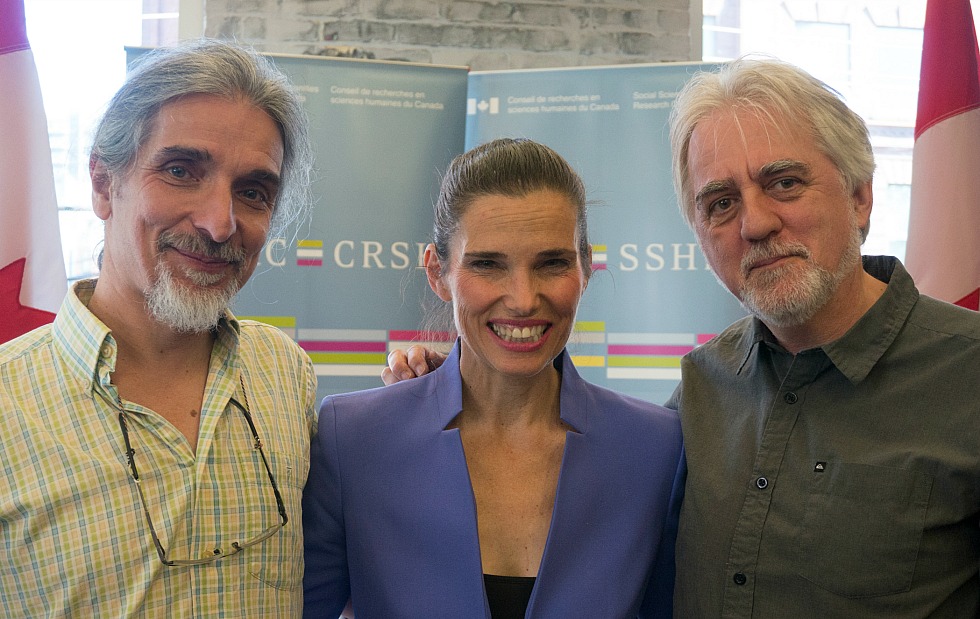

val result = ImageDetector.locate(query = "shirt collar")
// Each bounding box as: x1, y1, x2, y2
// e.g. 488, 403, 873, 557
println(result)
733, 256, 917, 383
51, 279, 242, 394
52, 279, 114, 388
822, 256, 917, 383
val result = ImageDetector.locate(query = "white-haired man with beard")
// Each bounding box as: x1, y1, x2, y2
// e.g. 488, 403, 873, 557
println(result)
384, 57, 980, 618
0, 40, 317, 616
667, 57, 979, 617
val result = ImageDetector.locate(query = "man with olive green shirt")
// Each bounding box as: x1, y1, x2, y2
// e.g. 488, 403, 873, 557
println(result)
668, 58, 979, 617
670, 256, 979, 617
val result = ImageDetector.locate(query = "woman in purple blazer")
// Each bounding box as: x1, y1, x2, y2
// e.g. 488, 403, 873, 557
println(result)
302, 139, 684, 618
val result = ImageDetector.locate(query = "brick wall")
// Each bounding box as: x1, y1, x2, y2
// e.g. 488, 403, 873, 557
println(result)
204, 0, 697, 69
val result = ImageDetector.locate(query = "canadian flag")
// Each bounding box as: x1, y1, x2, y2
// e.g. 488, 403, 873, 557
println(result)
905, 0, 980, 310
0, 0, 67, 343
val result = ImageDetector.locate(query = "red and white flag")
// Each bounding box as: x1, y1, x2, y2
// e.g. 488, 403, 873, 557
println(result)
0, 0, 67, 343
905, 0, 980, 310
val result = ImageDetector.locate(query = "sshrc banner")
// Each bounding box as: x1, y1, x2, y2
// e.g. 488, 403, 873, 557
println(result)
466, 64, 746, 404
241, 55, 469, 400
127, 49, 744, 405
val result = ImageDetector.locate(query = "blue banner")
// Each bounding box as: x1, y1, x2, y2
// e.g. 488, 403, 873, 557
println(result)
466, 64, 746, 404
244, 55, 469, 400
127, 49, 745, 405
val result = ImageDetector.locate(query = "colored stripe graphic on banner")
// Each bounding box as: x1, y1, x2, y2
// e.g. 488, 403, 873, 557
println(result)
387, 329, 456, 355
569, 321, 606, 367
239, 315, 297, 339
297, 239, 324, 267
298, 328, 388, 376
242, 317, 717, 381
605, 332, 715, 381
591, 245, 608, 271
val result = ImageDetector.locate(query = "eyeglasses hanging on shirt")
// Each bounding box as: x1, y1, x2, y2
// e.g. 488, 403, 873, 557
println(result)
110, 376, 288, 567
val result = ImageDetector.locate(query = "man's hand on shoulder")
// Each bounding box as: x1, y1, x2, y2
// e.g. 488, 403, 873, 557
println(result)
382, 345, 447, 385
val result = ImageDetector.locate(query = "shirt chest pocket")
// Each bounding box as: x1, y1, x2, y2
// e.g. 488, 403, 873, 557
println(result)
242, 451, 306, 591
798, 463, 933, 598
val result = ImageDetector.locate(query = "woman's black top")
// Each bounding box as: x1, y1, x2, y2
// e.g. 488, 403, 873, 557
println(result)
484, 574, 535, 619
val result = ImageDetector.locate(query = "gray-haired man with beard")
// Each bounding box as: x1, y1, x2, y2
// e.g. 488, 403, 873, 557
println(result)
0, 40, 317, 616
667, 57, 979, 617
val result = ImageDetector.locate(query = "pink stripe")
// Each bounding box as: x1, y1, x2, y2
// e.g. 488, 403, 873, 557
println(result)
299, 340, 387, 352
297, 259, 323, 267
696, 333, 716, 345
591, 263, 608, 271
608, 344, 694, 356
388, 330, 456, 342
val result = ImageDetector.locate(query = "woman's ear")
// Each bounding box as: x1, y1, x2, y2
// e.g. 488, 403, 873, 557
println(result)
584, 244, 593, 288
90, 156, 113, 222
424, 244, 452, 302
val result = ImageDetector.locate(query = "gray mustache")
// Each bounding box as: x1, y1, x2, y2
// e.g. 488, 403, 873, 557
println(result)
741, 241, 810, 275
157, 231, 246, 264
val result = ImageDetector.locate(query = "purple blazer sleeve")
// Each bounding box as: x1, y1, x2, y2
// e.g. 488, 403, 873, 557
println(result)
639, 446, 685, 618
302, 397, 350, 618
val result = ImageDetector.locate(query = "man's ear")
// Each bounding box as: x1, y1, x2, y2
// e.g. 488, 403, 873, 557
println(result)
852, 179, 873, 234
90, 156, 113, 222
423, 244, 452, 302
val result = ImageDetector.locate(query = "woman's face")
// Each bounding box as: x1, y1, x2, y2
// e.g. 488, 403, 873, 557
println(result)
426, 189, 590, 381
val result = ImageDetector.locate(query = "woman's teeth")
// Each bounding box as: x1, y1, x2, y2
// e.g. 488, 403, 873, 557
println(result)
491, 324, 546, 343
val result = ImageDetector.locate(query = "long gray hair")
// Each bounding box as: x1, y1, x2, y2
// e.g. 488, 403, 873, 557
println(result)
90, 38, 314, 237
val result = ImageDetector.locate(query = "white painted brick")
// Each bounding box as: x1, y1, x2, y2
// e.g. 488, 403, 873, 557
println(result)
208, 0, 697, 68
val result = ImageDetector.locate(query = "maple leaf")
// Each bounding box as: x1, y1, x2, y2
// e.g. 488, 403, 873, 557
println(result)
0, 257, 57, 344
955, 288, 980, 311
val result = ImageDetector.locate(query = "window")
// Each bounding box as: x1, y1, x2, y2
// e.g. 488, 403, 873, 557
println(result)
25, 0, 179, 281
701, 0, 921, 262
784, 21, 851, 97
871, 26, 923, 123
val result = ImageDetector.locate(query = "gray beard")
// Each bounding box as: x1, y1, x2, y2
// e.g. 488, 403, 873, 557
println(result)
145, 263, 240, 333
738, 226, 863, 328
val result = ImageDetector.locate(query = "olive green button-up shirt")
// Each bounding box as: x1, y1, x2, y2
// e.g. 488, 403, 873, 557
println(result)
672, 257, 980, 618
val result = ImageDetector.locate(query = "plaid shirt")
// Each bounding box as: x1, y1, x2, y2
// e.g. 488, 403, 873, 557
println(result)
0, 280, 317, 617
